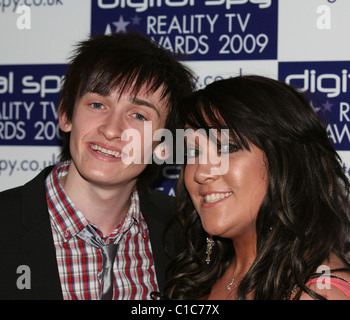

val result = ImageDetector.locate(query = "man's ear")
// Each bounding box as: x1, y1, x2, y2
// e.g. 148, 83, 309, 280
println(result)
153, 142, 172, 163
58, 104, 72, 133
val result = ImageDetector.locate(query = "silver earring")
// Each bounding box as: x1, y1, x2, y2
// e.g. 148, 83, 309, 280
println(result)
205, 236, 215, 264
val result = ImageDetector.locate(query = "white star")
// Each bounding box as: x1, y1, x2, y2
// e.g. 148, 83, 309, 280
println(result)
310, 100, 320, 113
113, 16, 130, 33
322, 100, 333, 112
131, 15, 142, 25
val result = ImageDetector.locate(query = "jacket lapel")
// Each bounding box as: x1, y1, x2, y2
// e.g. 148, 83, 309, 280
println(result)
20, 167, 63, 300
139, 191, 176, 293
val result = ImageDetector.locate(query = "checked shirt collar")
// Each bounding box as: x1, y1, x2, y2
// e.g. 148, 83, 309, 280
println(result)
46, 161, 148, 244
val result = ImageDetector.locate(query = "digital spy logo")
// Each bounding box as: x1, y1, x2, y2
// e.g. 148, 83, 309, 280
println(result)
96, 0, 272, 12
0, 64, 67, 146
91, 0, 278, 61
279, 61, 350, 151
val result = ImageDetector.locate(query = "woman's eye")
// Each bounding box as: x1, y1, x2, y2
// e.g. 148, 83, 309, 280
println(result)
132, 113, 147, 121
90, 102, 104, 110
220, 143, 239, 154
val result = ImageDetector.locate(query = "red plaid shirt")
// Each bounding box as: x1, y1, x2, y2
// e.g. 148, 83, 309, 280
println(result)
45, 161, 158, 300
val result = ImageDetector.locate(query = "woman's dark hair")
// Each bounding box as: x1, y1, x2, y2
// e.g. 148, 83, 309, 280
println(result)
164, 75, 350, 300
58, 32, 194, 192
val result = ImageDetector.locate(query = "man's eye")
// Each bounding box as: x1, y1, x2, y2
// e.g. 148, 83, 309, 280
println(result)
220, 143, 239, 154
90, 102, 104, 110
132, 113, 147, 121
186, 147, 200, 158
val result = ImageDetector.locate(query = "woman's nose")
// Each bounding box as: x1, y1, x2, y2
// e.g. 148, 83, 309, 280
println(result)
193, 161, 220, 184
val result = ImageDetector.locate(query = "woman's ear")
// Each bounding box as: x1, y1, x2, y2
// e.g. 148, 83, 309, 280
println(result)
58, 104, 72, 133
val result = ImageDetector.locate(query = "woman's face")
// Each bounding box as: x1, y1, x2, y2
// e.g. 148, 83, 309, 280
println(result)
184, 129, 269, 240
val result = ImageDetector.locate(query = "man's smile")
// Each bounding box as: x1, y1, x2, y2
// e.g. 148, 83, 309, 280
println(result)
90, 144, 122, 158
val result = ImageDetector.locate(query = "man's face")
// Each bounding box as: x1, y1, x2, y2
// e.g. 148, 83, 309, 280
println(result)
59, 84, 169, 191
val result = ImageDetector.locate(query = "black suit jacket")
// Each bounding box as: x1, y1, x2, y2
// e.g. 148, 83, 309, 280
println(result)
0, 166, 177, 300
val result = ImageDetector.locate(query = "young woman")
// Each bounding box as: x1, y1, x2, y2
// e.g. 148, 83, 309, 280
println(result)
164, 75, 350, 300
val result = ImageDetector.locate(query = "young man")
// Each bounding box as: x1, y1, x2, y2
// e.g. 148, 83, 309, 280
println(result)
0, 33, 194, 299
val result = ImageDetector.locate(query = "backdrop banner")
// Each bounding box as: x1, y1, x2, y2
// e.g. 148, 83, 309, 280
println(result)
1, 0, 349, 195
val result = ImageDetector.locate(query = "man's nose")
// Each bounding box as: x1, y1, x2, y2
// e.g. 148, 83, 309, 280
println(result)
98, 110, 124, 140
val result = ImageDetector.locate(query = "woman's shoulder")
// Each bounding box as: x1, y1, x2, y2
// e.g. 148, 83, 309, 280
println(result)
300, 253, 350, 300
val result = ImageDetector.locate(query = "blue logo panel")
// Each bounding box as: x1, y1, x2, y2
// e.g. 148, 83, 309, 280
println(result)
0, 64, 68, 146
91, 0, 278, 61
279, 61, 350, 151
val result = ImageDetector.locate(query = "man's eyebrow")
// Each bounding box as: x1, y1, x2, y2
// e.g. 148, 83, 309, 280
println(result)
130, 97, 160, 117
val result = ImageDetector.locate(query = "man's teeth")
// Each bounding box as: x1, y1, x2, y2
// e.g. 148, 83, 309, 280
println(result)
91, 144, 121, 158
204, 192, 232, 203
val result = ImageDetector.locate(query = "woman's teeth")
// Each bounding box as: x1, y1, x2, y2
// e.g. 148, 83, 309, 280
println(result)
91, 144, 121, 158
204, 192, 232, 203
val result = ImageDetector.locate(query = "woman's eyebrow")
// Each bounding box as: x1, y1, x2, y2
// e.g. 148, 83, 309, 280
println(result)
130, 97, 160, 117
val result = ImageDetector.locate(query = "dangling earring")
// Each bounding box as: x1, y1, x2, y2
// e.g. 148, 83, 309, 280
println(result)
205, 236, 215, 264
